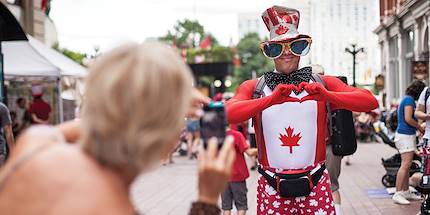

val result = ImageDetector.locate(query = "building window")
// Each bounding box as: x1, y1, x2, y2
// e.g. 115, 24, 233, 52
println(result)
406, 29, 414, 53
389, 36, 400, 99
403, 29, 415, 84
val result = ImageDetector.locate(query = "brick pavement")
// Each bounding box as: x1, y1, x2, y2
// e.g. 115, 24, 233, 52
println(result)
131, 142, 421, 215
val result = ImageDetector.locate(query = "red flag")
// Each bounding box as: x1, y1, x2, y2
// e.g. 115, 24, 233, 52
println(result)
172, 38, 177, 48
41, 0, 48, 11
200, 36, 211, 49
181, 48, 187, 62
233, 53, 241, 68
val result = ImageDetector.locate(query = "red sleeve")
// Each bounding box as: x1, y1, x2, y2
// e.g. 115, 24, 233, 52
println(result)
225, 79, 274, 124
28, 104, 35, 114
322, 76, 378, 112
235, 131, 249, 153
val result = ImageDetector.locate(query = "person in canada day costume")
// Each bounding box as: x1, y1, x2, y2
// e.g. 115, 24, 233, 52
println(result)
225, 5, 378, 215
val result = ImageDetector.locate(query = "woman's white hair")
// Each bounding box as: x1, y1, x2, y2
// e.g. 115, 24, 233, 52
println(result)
81, 42, 193, 173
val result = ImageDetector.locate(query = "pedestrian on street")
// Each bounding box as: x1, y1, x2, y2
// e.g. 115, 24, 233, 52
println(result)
186, 117, 201, 159
226, 5, 378, 214
392, 80, 425, 205
415, 84, 430, 144
29, 85, 52, 125
221, 126, 257, 215
247, 118, 258, 170
0, 102, 14, 165
0, 43, 236, 214
15, 98, 31, 135
313, 65, 345, 214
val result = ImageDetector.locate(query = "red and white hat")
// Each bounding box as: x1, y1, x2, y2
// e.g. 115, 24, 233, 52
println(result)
261, 5, 308, 42
31, 84, 43, 96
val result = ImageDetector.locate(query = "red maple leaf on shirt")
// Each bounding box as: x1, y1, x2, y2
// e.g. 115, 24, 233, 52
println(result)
279, 127, 301, 154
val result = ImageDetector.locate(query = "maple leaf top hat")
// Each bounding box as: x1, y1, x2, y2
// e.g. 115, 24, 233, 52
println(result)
261, 5, 309, 42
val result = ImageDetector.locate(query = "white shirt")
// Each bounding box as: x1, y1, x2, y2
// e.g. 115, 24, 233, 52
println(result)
418, 87, 430, 139
248, 118, 255, 134
261, 85, 318, 169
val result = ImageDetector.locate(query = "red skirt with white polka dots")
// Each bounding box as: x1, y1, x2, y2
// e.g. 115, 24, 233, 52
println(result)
257, 169, 336, 215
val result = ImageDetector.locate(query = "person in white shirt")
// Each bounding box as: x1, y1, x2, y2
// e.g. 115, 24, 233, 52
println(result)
415, 87, 430, 141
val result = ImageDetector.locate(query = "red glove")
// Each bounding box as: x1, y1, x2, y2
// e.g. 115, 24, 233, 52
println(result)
300, 82, 329, 102
300, 80, 378, 112
270, 84, 300, 105
226, 83, 299, 124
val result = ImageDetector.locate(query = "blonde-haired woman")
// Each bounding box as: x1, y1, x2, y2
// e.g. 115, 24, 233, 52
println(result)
0, 43, 235, 214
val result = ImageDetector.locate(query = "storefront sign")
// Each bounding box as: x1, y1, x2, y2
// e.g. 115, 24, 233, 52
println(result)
411, 61, 429, 80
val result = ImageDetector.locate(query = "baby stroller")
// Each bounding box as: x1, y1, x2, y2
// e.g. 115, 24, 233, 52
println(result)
381, 153, 422, 187
416, 140, 430, 215
354, 112, 374, 142
373, 121, 422, 187
175, 130, 188, 156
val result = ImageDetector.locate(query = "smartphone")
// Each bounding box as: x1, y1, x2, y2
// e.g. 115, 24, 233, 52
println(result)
200, 101, 227, 148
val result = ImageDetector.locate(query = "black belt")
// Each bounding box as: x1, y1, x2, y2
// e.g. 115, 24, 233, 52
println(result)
258, 164, 326, 194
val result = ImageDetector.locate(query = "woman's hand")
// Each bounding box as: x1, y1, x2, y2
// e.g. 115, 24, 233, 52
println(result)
197, 136, 236, 205
188, 89, 211, 118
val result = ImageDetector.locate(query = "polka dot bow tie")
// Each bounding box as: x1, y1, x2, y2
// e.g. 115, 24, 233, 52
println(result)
264, 66, 313, 93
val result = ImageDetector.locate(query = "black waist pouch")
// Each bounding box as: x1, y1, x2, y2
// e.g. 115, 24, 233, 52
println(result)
258, 165, 325, 198
278, 177, 311, 198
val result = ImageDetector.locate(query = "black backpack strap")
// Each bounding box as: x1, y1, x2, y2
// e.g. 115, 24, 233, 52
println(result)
251, 76, 266, 127
311, 74, 333, 137
253, 76, 266, 99
252, 76, 266, 163
425, 87, 430, 114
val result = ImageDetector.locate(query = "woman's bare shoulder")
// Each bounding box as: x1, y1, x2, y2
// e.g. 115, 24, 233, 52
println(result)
0, 127, 134, 214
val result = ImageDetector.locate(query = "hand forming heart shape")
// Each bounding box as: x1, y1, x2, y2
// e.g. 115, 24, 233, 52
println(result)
271, 82, 328, 104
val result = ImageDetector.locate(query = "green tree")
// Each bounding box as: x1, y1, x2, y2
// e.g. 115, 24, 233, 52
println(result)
160, 19, 205, 48
235, 33, 273, 84
52, 43, 87, 66
186, 46, 233, 63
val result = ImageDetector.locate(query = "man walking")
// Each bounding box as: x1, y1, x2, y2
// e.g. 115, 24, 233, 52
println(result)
0, 102, 14, 165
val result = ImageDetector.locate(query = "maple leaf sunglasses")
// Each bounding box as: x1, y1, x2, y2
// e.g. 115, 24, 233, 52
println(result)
259, 37, 312, 59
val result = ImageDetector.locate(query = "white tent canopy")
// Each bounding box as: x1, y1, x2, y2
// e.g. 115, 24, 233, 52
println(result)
28, 36, 87, 77
2, 36, 87, 122
2, 40, 60, 78
2, 35, 87, 78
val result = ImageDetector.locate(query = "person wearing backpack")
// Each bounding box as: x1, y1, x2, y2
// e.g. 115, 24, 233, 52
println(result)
225, 5, 378, 215
314, 66, 349, 215
392, 80, 426, 205
415, 86, 430, 138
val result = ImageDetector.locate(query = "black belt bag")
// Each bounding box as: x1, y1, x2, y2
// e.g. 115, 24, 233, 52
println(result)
258, 164, 325, 198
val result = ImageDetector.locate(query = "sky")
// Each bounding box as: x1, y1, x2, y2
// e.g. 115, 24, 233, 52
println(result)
50, 0, 285, 54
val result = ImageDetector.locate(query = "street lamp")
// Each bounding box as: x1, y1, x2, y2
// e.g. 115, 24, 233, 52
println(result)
345, 44, 365, 87
214, 80, 222, 88
224, 79, 232, 88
